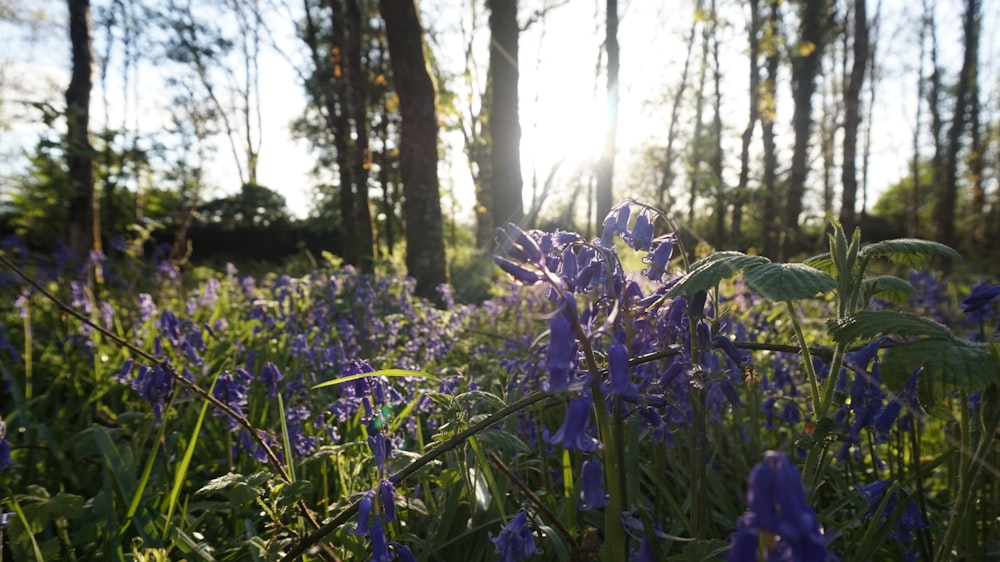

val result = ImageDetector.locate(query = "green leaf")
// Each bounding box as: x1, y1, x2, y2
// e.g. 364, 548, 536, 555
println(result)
454, 390, 507, 411
881, 338, 999, 414
666, 252, 769, 297
741, 263, 836, 301
829, 311, 952, 344
859, 238, 962, 268
312, 368, 439, 390
862, 275, 916, 305
803, 252, 836, 275
473, 429, 531, 454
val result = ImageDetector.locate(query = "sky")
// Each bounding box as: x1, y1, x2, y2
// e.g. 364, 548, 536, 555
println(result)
1, 0, 999, 227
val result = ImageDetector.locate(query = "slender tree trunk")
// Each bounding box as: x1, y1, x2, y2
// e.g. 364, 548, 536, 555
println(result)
785, 0, 830, 257
688, 10, 710, 226
595, 0, 618, 224
66, 0, 98, 256
346, 0, 375, 271
927, 0, 945, 240
660, 4, 701, 214
731, 0, 760, 248
761, 0, 781, 259
840, 0, 868, 234
710, 1, 725, 246
859, 0, 881, 228
330, 0, 360, 267
488, 0, 523, 229
935, 0, 979, 249
910, 3, 926, 238
381, 0, 448, 303
968, 22, 984, 249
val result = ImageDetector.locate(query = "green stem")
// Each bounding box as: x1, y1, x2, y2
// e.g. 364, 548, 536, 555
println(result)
786, 301, 821, 415
935, 388, 1000, 561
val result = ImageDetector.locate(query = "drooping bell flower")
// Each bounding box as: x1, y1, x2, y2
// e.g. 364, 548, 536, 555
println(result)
606, 343, 639, 402
630, 212, 655, 251
601, 205, 631, 247
489, 510, 539, 562
547, 315, 574, 392
579, 459, 610, 511
547, 397, 600, 452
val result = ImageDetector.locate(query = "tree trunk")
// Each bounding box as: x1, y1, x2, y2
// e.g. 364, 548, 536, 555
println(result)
840, 0, 867, 235
688, 10, 710, 226
926, 0, 945, 241
935, 0, 979, 249
785, 0, 830, 257
381, 0, 448, 303
659, 5, 700, 214
595, 0, 618, 225
761, 0, 781, 259
487, 0, 523, 229
710, 1, 724, 246
66, 0, 97, 257
346, 0, 375, 271
731, 0, 760, 248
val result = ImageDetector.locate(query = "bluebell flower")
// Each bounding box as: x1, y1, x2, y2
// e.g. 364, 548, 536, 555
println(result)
494, 256, 544, 286
370, 522, 391, 562
547, 397, 600, 452
961, 281, 1000, 313
261, 362, 284, 398
856, 480, 928, 549
0, 421, 12, 471
213, 369, 252, 429
601, 205, 631, 247
489, 510, 539, 562
119, 362, 173, 422
352, 494, 374, 536
733, 451, 835, 561
606, 343, 639, 402
388, 542, 417, 562
579, 459, 610, 510
727, 528, 759, 562
643, 241, 674, 282
630, 213, 655, 251
379, 479, 397, 522
547, 316, 574, 391
368, 431, 393, 470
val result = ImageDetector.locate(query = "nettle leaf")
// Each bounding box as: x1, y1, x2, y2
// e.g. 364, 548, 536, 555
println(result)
859, 238, 962, 268
803, 252, 836, 275
667, 252, 770, 297
829, 311, 952, 344
863, 275, 916, 305
882, 338, 999, 414
196, 472, 270, 495
474, 429, 531, 454
741, 263, 836, 301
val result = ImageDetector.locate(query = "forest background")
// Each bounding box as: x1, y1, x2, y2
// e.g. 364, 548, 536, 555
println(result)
1, 0, 999, 299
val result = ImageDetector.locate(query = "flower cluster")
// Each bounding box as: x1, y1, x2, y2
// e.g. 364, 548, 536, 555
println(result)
728, 451, 836, 562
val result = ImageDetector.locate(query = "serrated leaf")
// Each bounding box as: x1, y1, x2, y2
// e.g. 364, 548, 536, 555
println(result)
474, 429, 531, 454
859, 238, 962, 268
667, 252, 769, 297
863, 275, 916, 305
829, 311, 952, 344
741, 263, 836, 301
881, 338, 999, 414
196, 472, 269, 495
454, 390, 507, 410
48, 493, 83, 519
803, 252, 836, 275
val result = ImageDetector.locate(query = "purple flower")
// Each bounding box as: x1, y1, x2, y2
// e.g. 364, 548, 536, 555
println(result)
606, 343, 639, 402
213, 369, 251, 429
0, 421, 12, 471
643, 240, 674, 282
961, 281, 1000, 313
734, 451, 835, 561
379, 479, 397, 522
727, 528, 759, 562
370, 523, 390, 562
494, 256, 543, 286
547, 316, 574, 391
489, 510, 539, 562
547, 397, 600, 452
261, 362, 284, 398
601, 205, 631, 247
368, 431, 392, 470
579, 459, 609, 510
630, 213, 655, 251
352, 495, 373, 536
